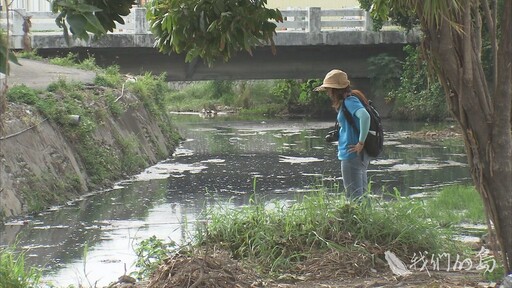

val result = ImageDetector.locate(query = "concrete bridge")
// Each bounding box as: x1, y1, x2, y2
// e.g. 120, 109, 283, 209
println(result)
2, 7, 420, 84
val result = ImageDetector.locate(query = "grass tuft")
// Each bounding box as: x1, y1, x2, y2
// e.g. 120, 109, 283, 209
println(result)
194, 190, 461, 274
0, 245, 41, 288
425, 185, 485, 225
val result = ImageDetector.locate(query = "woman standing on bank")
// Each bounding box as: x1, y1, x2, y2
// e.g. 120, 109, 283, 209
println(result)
314, 69, 371, 200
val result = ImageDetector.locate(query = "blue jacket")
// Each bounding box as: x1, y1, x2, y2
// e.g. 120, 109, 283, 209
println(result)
337, 95, 369, 160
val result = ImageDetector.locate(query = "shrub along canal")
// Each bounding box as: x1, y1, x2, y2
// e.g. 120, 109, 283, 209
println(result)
0, 115, 471, 287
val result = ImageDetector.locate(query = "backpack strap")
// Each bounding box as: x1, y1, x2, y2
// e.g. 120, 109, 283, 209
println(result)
341, 99, 360, 134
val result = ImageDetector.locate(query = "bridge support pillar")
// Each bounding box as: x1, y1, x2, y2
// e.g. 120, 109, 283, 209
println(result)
134, 7, 148, 34
307, 7, 321, 33
10, 9, 26, 36
364, 11, 373, 31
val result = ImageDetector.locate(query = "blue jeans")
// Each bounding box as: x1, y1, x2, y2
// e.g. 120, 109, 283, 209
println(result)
341, 151, 370, 200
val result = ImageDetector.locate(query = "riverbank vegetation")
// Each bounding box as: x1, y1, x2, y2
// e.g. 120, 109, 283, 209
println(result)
0, 245, 41, 288
385, 46, 448, 121
165, 78, 333, 119
127, 184, 493, 287
5, 57, 180, 213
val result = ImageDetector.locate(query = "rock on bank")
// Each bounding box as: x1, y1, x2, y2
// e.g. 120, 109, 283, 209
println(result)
0, 74, 180, 221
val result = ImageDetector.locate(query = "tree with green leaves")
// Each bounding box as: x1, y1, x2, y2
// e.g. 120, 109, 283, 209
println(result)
146, 0, 282, 66
51, 0, 136, 43
382, 45, 447, 121
361, 0, 511, 274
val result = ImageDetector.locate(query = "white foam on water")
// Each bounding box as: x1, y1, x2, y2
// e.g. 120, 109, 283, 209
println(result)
133, 162, 208, 181
279, 155, 324, 164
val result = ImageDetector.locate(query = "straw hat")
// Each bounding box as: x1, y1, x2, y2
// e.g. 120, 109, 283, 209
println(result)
313, 69, 350, 91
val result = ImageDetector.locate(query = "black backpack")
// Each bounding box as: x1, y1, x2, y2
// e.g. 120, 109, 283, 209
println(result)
341, 99, 384, 158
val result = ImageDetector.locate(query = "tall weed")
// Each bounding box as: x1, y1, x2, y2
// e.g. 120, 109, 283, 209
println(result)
0, 246, 41, 288
196, 190, 458, 273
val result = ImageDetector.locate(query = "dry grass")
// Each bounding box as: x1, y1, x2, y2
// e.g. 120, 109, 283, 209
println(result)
120, 247, 492, 288
145, 249, 258, 288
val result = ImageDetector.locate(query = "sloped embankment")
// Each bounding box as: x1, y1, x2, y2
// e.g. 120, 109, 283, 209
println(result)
0, 77, 180, 220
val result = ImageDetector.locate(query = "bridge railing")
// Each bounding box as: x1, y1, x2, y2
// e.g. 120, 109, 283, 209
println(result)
0, 8, 149, 35
0, 6, 390, 38
276, 8, 371, 32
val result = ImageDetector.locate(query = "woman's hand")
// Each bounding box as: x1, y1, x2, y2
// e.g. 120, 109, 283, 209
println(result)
348, 141, 365, 154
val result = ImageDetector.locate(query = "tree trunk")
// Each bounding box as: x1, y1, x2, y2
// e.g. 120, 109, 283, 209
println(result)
493, 0, 512, 273
423, 1, 512, 273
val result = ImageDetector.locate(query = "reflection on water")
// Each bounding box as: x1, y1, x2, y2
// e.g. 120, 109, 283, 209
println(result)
0, 117, 471, 287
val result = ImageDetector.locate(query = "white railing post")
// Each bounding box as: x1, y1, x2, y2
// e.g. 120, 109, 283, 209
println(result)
134, 7, 148, 34
307, 7, 321, 33
364, 10, 373, 31
10, 8, 26, 36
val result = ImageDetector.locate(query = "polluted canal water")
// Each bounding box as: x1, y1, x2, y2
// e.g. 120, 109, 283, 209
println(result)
0, 116, 472, 287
